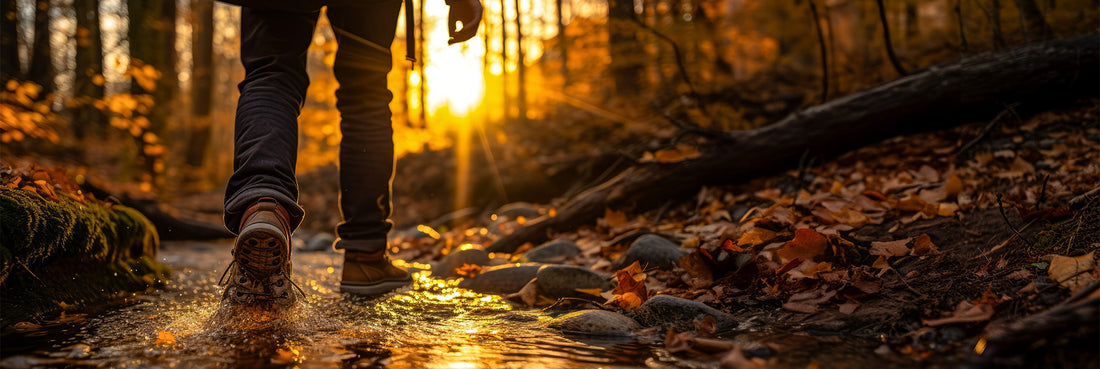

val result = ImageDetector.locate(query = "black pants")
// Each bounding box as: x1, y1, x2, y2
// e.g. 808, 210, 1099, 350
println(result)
223, 1, 402, 253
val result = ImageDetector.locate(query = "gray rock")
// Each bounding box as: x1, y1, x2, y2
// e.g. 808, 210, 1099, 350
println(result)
457, 264, 541, 294
535, 265, 611, 300
519, 240, 581, 263
548, 309, 642, 335
433, 248, 491, 278
615, 234, 688, 270
302, 232, 335, 252
635, 294, 738, 332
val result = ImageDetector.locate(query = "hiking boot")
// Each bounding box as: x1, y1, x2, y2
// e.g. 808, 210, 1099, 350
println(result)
339, 250, 412, 295
222, 197, 298, 306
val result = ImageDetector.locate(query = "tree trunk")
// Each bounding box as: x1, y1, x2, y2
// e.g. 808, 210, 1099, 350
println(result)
487, 34, 1100, 253
185, 0, 214, 168
513, 0, 526, 120
1013, 0, 1054, 41
73, 0, 105, 137
1, 0, 21, 81
128, 0, 177, 131
28, 0, 53, 96
989, 0, 1007, 49
607, 0, 641, 95
555, 0, 567, 84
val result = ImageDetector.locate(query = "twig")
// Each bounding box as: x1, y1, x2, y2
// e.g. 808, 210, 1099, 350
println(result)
875, 0, 908, 76
625, 16, 704, 114
542, 297, 608, 311
1035, 174, 1049, 210
997, 193, 1034, 247
889, 267, 928, 299
957, 103, 1020, 156
809, 0, 829, 104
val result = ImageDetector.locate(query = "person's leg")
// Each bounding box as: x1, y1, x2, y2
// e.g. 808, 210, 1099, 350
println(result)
326, 0, 412, 295
223, 8, 318, 233
326, 1, 403, 253
222, 7, 318, 306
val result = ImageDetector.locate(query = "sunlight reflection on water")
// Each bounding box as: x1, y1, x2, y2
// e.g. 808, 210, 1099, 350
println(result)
0, 242, 662, 368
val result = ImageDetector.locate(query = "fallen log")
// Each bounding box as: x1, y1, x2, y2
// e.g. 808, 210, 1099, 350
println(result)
487, 33, 1100, 253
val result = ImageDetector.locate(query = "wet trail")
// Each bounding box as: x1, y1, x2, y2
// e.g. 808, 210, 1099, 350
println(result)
1, 241, 670, 368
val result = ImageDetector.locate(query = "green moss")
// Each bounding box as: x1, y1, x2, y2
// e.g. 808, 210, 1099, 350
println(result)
0, 187, 169, 326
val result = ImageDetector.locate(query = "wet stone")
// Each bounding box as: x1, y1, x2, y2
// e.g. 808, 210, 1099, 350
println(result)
434, 248, 491, 278
457, 264, 541, 294
548, 309, 642, 335
615, 234, 688, 270
519, 240, 581, 263
302, 232, 335, 252
635, 295, 738, 332
535, 265, 610, 300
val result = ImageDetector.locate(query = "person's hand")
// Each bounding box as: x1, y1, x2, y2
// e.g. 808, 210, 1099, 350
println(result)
447, 0, 482, 45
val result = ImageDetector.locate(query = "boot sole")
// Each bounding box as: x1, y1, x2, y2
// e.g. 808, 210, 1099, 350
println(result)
234, 222, 289, 278
340, 278, 413, 295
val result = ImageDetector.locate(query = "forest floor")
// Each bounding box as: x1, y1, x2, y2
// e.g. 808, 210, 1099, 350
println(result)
3, 100, 1098, 368
373, 99, 1100, 368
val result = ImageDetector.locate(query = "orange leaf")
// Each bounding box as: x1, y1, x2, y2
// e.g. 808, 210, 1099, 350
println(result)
455, 263, 483, 278
609, 292, 645, 310
154, 331, 176, 346
775, 228, 828, 263
613, 261, 648, 308
910, 234, 939, 256
600, 208, 628, 229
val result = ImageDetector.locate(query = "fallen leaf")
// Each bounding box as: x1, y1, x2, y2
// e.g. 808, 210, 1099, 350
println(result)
870, 238, 911, 257
922, 301, 994, 326
775, 229, 828, 263
910, 234, 939, 256
600, 208, 628, 229
1048, 252, 1097, 293
154, 331, 176, 346
454, 263, 483, 278
506, 278, 541, 307
838, 300, 860, 315
945, 174, 963, 197
612, 261, 648, 309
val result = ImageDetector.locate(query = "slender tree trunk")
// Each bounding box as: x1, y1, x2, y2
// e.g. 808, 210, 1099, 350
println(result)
513, 0, 527, 120
875, 0, 908, 76
186, 0, 214, 168
1013, 0, 1054, 41
1, 0, 21, 81
499, 0, 509, 120
990, 0, 1007, 49
555, 0, 567, 84
608, 0, 641, 95
128, 0, 177, 133
28, 0, 53, 96
904, 1, 919, 40
417, 0, 426, 127
955, 0, 968, 53
73, 0, 104, 141
809, 0, 828, 104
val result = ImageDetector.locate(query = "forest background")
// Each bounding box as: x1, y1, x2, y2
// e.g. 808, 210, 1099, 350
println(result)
2, 0, 1097, 235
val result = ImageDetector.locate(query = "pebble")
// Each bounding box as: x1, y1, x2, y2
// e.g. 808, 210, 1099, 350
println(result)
535, 265, 611, 300
302, 232, 335, 252
457, 264, 541, 294
519, 240, 581, 263
547, 309, 641, 335
433, 248, 492, 278
614, 234, 688, 270
635, 295, 738, 332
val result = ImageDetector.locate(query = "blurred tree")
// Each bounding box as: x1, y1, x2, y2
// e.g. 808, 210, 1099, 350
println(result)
127, 0, 177, 133
608, 0, 641, 94
73, 0, 105, 137
186, 0, 213, 169
1, 0, 20, 81
1013, 0, 1054, 40
29, 0, 53, 97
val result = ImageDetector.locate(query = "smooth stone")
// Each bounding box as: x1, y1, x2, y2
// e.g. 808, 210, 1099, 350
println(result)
535, 265, 611, 300
302, 232, 335, 252
615, 234, 688, 270
548, 309, 642, 335
494, 202, 541, 220
457, 264, 541, 294
635, 295, 738, 332
519, 240, 581, 263
434, 248, 491, 278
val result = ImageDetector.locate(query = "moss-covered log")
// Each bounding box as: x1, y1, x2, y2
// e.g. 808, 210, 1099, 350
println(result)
0, 186, 169, 327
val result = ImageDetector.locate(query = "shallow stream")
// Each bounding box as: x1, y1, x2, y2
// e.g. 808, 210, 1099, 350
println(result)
1, 241, 902, 368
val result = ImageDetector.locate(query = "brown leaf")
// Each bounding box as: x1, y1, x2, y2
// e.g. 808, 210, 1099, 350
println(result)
600, 208, 628, 229
506, 278, 541, 307
612, 261, 649, 309
153, 331, 176, 346
945, 174, 964, 197
870, 238, 911, 257
922, 301, 994, 326
838, 300, 860, 315
775, 229, 828, 263
454, 263, 483, 278
910, 234, 939, 256
1048, 252, 1097, 293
